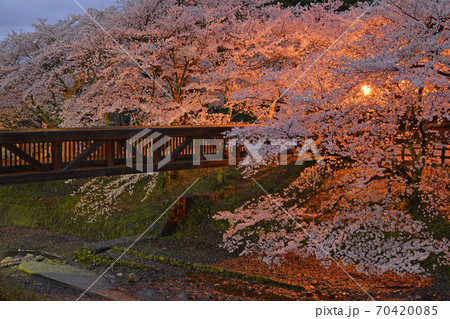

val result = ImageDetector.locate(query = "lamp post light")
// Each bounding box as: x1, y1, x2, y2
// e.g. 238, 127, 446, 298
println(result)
361, 85, 371, 96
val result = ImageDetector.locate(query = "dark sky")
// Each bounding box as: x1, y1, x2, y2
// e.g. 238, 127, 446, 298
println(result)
0, 0, 118, 40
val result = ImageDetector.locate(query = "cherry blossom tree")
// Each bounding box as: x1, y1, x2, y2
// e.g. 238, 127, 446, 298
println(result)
0, 12, 111, 128
216, 0, 449, 275
62, 0, 277, 126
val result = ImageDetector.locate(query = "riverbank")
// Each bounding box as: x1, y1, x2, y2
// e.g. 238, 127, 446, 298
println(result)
1, 225, 448, 301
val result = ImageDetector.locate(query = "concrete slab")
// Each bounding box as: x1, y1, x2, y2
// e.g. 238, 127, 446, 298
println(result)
18, 261, 141, 300
19, 261, 114, 292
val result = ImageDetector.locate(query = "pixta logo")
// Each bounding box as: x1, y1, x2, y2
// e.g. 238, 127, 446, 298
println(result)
127, 129, 324, 173
126, 129, 172, 173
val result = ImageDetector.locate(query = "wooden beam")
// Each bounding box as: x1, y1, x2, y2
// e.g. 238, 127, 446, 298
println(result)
0, 125, 242, 144
0, 159, 233, 185
4, 144, 50, 172
63, 141, 105, 171
0, 166, 139, 185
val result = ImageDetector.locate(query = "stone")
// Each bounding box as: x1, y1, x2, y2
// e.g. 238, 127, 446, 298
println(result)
128, 273, 139, 282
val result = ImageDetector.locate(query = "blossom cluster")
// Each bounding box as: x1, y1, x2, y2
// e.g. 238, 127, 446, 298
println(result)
215, 164, 449, 275
70, 173, 158, 223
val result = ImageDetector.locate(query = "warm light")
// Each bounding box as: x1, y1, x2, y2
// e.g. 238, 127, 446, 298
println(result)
361, 85, 371, 96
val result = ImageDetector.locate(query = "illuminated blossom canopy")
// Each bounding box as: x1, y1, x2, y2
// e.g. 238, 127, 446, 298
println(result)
0, 0, 448, 275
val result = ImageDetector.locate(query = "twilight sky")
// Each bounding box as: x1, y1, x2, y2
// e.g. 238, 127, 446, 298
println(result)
0, 0, 118, 40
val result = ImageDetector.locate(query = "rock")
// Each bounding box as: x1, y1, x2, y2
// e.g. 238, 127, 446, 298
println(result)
117, 273, 123, 277
128, 273, 139, 282
104, 274, 116, 283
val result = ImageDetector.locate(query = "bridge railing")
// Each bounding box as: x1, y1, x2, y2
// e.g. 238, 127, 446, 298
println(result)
398, 144, 450, 165
0, 125, 246, 184
0, 125, 448, 185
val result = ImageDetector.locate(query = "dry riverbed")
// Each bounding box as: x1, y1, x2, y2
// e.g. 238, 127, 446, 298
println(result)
0, 226, 447, 301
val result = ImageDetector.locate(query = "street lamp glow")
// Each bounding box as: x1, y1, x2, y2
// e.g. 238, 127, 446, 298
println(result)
361, 85, 371, 96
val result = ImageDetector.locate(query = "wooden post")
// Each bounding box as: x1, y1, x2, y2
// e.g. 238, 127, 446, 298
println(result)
105, 140, 114, 167
52, 141, 62, 171
236, 143, 242, 160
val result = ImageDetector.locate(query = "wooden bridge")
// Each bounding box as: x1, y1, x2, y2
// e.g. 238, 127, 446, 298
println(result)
0, 125, 448, 185
0, 125, 246, 185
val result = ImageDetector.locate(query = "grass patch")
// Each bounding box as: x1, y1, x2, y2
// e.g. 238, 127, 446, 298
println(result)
0, 164, 306, 241
73, 247, 158, 271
